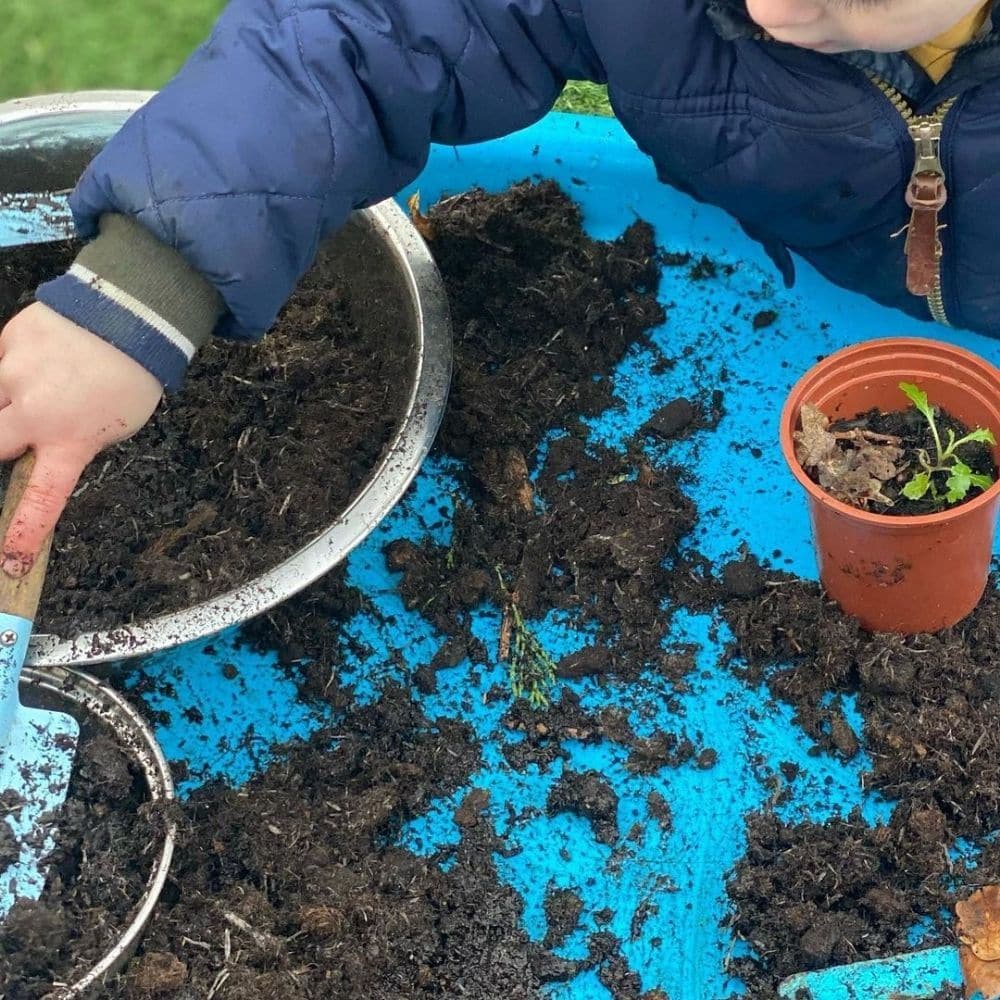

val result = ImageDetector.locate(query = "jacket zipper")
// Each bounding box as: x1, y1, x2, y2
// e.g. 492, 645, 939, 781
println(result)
867, 75, 957, 325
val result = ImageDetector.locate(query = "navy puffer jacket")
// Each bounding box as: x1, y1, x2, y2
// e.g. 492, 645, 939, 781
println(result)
59, 0, 1000, 371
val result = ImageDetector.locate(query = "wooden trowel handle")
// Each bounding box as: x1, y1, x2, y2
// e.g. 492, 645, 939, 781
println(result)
0, 453, 53, 623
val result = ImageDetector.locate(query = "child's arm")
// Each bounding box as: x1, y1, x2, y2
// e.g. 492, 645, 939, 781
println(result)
0, 0, 603, 573
47, 0, 603, 383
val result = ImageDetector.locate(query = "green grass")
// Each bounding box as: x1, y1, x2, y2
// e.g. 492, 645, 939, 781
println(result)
1, 1, 612, 116
555, 81, 613, 116
0, 0, 222, 100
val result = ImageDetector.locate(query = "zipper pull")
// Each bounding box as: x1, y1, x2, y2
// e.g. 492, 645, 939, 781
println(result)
903, 119, 947, 297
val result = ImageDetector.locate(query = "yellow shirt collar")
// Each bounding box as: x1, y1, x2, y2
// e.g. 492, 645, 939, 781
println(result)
908, 2, 991, 83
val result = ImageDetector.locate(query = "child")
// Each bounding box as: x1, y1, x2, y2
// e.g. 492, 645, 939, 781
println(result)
0, 0, 993, 575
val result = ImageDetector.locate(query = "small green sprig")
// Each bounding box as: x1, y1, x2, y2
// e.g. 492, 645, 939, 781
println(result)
507, 601, 557, 708
496, 569, 556, 709
899, 382, 996, 504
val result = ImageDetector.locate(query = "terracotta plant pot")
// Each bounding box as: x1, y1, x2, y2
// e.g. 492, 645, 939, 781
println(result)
780, 338, 1000, 634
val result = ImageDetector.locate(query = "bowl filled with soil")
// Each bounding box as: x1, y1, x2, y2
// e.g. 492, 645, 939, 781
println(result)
0, 93, 452, 668
4, 664, 175, 998
781, 337, 1000, 634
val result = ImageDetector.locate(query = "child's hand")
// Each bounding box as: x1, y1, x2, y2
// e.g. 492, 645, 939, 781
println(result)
0, 302, 163, 578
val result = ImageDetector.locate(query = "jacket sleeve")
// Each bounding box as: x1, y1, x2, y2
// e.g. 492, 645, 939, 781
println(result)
35, 0, 603, 389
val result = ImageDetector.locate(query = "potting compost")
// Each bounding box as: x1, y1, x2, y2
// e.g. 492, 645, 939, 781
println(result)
7, 113, 1000, 999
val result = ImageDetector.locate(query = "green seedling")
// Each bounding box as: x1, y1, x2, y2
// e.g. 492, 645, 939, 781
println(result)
898, 382, 996, 504
496, 570, 556, 709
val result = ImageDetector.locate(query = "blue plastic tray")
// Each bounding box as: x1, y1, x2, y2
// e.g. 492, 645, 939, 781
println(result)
10, 112, 998, 998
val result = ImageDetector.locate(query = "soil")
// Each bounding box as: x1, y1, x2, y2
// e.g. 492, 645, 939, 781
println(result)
1, 721, 162, 999
9, 177, 994, 999
547, 770, 620, 846
720, 556, 1000, 994
3, 181, 685, 999
797, 400, 997, 515
0, 228, 408, 636
386, 181, 703, 690
543, 887, 584, 948
103, 688, 568, 1000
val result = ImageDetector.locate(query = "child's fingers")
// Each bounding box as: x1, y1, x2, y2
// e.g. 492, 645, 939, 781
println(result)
1, 448, 83, 578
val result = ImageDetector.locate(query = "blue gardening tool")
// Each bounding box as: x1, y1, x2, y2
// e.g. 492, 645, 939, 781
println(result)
0, 191, 73, 248
778, 945, 964, 998
0, 452, 79, 920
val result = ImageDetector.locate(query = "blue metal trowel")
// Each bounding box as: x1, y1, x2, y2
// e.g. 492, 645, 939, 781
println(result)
778, 945, 965, 998
0, 452, 79, 919
0, 191, 74, 248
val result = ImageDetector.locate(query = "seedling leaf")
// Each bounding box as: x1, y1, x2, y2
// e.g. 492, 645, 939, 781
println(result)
902, 472, 932, 501
964, 428, 997, 446
971, 473, 995, 491
946, 465, 973, 503
899, 381, 934, 422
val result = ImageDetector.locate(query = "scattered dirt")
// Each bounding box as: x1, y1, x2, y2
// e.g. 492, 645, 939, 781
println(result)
1, 722, 163, 998
93, 687, 650, 999
0, 228, 408, 636
98, 686, 564, 1000
387, 181, 700, 694
727, 807, 1000, 996
547, 770, 620, 846
721, 556, 1000, 993
723, 564, 1000, 835
543, 886, 584, 948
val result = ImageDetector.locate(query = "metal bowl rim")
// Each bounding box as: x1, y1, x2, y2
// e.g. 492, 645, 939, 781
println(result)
20, 664, 176, 997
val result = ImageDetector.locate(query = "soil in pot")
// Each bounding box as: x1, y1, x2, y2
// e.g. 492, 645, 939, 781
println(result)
1, 719, 164, 999
0, 230, 409, 636
795, 392, 998, 515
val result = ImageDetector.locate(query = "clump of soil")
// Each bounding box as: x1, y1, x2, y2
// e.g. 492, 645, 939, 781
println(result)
1, 722, 160, 998
547, 770, 620, 846
751, 309, 777, 330
728, 806, 999, 996
0, 228, 408, 636
427, 180, 664, 460
795, 399, 996, 515
239, 563, 366, 710
544, 887, 584, 948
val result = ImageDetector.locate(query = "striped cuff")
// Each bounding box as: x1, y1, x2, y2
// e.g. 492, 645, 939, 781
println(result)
36, 214, 223, 391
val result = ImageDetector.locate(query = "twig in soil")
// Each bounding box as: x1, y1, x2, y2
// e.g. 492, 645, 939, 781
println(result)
222, 909, 282, 952
143, 502, 217, 559
496, 570, 557, 708
207, 969, 230, 1000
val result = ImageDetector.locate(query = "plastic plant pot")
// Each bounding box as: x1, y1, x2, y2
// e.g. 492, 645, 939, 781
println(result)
780, 337, 1000, 634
